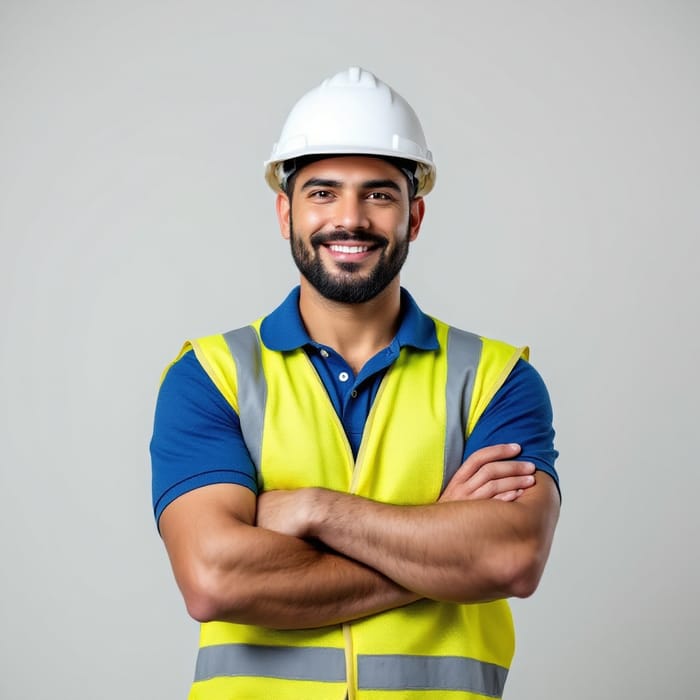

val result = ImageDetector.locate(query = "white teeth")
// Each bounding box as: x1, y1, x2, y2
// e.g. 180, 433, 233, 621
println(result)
329, 244, 370, 253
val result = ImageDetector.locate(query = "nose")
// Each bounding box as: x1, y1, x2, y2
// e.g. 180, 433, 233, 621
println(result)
334, 194, 370, 231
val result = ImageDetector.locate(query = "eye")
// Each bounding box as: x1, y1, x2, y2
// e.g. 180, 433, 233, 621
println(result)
309, 189, 334, 200
367, 191, 395, 202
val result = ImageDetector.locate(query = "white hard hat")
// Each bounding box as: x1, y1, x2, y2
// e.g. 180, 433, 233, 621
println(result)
264, 66, 436, 196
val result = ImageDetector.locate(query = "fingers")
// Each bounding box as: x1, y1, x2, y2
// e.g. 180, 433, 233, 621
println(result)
450, 443, 522, 484
493, 489, 523, 502
440, 452, 537, 503
465, 459, 535, 493
468, 443, 522, 466
469, 472, 536, 501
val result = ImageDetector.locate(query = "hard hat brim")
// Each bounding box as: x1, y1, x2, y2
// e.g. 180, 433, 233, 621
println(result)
264, 148, 436, 197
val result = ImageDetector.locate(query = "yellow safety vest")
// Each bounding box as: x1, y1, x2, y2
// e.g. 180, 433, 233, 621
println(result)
179, 316, 526, 700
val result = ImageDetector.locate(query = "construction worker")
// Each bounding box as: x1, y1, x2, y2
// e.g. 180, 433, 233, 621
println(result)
151, 66, 560, 700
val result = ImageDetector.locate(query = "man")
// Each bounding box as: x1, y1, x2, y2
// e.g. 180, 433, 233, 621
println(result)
151, 67, 560, 700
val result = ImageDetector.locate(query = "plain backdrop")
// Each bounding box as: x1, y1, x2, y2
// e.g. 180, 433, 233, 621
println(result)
1, 1, 698, 698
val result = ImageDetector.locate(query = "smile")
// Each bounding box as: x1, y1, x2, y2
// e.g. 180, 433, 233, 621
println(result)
328, 244, 371, 254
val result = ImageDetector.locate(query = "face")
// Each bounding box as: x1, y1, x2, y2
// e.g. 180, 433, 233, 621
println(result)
277, 156, 425, 304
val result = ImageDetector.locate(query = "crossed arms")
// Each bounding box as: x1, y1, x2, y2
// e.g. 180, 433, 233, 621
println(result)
160, 443, 560, 629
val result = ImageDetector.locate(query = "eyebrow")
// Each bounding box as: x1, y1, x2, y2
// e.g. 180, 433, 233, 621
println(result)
300, 177, 403, 193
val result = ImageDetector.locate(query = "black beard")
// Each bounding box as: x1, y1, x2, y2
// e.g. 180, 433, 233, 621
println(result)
289, 223, 410, 304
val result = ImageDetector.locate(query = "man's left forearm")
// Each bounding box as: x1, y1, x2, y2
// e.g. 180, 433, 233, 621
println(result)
258, 475, 559, 603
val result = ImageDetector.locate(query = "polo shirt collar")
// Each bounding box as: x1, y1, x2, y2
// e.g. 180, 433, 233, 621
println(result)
260, 286, 438, 352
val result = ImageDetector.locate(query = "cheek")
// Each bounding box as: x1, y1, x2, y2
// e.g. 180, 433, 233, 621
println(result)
387, 212, 411, 240
292, 204, 326, 233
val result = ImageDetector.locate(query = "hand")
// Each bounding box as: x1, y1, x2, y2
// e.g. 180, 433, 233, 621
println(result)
256, 488, 318, 538
439, 443, 536, 503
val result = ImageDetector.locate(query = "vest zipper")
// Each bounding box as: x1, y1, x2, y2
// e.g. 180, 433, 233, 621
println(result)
301, 352, 394, 699
342, 623, 356, 700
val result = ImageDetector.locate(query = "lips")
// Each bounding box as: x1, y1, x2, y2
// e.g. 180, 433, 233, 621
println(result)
322, 242, 378, 264
328, 243, 371, 254
311, 230, 386, 251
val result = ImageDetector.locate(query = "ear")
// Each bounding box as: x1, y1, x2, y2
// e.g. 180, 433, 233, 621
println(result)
408, 197, 426, 242
276, 192, 291, 240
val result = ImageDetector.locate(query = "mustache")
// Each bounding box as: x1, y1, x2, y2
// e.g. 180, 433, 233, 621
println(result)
309, 229, 387, 247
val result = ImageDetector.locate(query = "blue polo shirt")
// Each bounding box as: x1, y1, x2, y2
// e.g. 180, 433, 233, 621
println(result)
151, 288, 559, 525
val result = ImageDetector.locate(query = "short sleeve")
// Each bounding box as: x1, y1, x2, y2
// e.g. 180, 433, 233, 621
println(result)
150, 349, 258, 528
464, 359, 560, 494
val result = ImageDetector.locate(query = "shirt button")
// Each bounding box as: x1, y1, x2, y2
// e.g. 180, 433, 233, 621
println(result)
338, 371, 350, 382
319, 348, 329, 358
351, 390, 358, 398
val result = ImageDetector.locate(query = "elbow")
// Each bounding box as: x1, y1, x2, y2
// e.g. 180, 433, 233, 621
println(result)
501, 542, 550, 599
491, 484, 559, 599
507, 561, 544, 599
179, 565, 249, 623
183, 587, 221, 623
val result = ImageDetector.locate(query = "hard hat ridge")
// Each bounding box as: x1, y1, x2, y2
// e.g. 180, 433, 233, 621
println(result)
264, 67, 436, 196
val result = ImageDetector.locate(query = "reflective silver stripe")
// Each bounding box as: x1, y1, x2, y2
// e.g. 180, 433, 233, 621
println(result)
358, 654, 508, 697
194, 643, 346, 683
443, 328, 483, 492
223, 326, 267, 480
224, 324, 482, 492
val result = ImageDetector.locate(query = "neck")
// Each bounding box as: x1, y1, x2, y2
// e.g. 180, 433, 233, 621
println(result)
298, 279, 402, 373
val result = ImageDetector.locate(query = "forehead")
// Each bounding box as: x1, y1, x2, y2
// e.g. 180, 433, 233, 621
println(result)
294, 156, 406, 189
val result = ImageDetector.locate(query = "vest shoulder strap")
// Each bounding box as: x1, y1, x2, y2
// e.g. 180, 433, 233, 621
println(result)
467, 336, 529, 435
442, 324, 483, 483
188, 334, 242, 413
220, 323, 266, 471
189, 320, 526, 491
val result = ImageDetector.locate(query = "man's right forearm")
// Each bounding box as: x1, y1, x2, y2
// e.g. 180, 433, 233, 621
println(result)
160, 484, 418, 630
193, 524, 418, 628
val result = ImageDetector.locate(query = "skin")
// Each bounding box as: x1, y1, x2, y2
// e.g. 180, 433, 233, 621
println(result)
257, 470, 559, 603
275, 156, 424, 371
160, 445, 538, 628
159, 156, 560, 628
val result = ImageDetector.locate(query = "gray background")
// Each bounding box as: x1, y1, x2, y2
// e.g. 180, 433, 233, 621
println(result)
1, 1, 698, 698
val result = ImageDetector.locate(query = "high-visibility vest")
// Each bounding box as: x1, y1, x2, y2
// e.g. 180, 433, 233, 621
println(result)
179, 316, 527, 700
